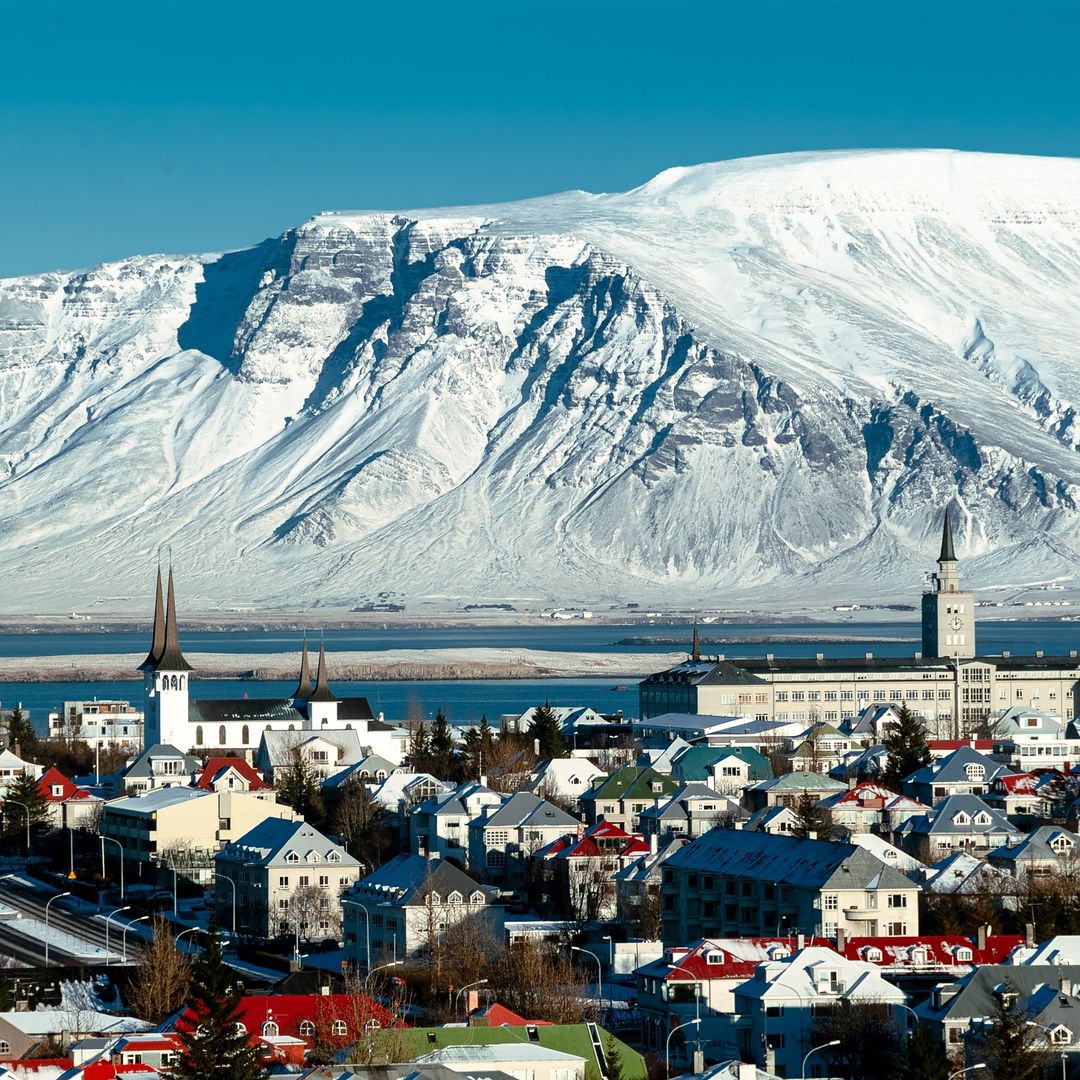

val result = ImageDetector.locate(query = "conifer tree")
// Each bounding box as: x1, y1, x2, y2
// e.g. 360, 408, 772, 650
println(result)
408, 720, 430, 771
791, 791, 834, 841
4, 705, 37, 759
604, 1033, 625, 1080
977, 982, 1047, 1080
896, 1024, 950, 1080
528, 703, 566, 760
882, 703, 932, 789
429, 709, 457, 779
275, 747, 326, 827
172, 917, 266, 1080
2, 770, 50, 844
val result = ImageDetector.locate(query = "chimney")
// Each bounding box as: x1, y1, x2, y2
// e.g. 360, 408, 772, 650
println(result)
797, 933, 806, 951
320, 984, 331, 996
1061, 977, 1074, 997
914, 651, 922, 661
1026, 922, 1036, 947
649, 832, 659, 855
836, 927, 847, 951
977, 924, 987, 951
865, 652, 873, 661
1003, 651, 1010, 659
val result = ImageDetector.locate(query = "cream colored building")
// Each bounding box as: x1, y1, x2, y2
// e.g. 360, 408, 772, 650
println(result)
640, 511, 1080, 738
99, 786, 300, 885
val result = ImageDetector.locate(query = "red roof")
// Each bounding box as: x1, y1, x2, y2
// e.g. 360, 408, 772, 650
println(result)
37, 766, 90, 803
928, 739, 994, 751
471, 1002, 553, 1027
839, 934, 1024, 967
194, 757, 269, 791
638, 938, 835, 981
541, 819, 645, 859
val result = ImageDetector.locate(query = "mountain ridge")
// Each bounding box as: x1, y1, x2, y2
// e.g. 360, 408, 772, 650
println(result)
2, 149, 1079, 612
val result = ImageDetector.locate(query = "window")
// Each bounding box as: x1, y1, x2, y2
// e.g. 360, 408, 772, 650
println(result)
365, 1019, 381, 1031
331, 1020, 348, 1036
262, 1021, 279, 1037
278, 875, 289, 888
888, 894, 908, 908
299, 875, 310, 888
299, 1020, 315, 1037
0, 1041, 8, 1055
319, 875, 329, 888
196, 725, 204, 745
1052, 1028, 1071, 1046
242, 725, 250, 745
822, 893, 838, 910
219, 725, 227, 746
965, 763, 986, 781
955, 947, 973, 962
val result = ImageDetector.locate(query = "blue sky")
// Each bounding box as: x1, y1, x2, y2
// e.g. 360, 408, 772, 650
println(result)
2, 0, 1077, 276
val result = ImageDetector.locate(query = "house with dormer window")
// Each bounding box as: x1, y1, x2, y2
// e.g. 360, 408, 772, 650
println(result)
580, 766, 680, 831
895, 793, 1021, 862
216, 818, 360, 939
342, 853, 502, 970
989, 826, 1080, 879
903, 745, 1011, 805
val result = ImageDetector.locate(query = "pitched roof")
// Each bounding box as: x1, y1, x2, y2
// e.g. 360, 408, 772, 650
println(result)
307, 639, 338, 703
668, 829, 917, 892
37, 766, 91, 802
219, 818, 358, 868
137, 568, 166, 672
293, 638, 313, 700
939, 506, 957, 562
580, 765, 679, 802
905, 745, 1011, 785
349, 853, 490, 906
897, 793, 1020, 838
538, 819, 644, 860
121, 744, 200, 779
194, 757, 269, 791
917, 964, 1080, 1023
749, 771, 847, 793
479, 791, 579, 830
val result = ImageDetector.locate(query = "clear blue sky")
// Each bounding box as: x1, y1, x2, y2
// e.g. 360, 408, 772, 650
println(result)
2, 0, 1077, 277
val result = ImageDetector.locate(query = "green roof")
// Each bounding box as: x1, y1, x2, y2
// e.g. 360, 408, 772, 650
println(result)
582, 766, 679, 803
380, 1025, 646, 1080
674, 745, 773, 782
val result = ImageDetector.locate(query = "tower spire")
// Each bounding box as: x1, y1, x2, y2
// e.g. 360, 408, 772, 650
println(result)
155, 567, 192, 671
691, 621, 701, 662
939, 507, 957, 563
293, 636, 313, 700
138, 567, 166, 671
307, 636, 338, 703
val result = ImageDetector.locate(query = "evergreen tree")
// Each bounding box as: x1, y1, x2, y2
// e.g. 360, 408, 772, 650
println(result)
528, 703, 566, 760
791, 791, 834, 841
882, 703, 932, 790
4, 705, 37, 759
604, 1033, 625, 1080
897, 1024, 951, 1080
977, 981, 1047, 1080
462, 715, 496, 781
172, 917, 266, 1080
275, 748, 326, 827
428, 709, 457, 780
2, 770, 50, 843
408, 720, 430, 771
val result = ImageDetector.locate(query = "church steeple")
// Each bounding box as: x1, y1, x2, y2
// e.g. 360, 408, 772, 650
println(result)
308, 638, 338, 704
939, 507, 957, 564
155, 568, 192, 672
293, 637, 314, 700
691, 622, 701, 662
138, 568, 166, 671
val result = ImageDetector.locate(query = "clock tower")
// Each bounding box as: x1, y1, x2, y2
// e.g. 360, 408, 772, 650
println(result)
921, 509, 976, 659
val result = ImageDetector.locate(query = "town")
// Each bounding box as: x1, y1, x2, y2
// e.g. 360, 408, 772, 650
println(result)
0, 514, 1078, 1080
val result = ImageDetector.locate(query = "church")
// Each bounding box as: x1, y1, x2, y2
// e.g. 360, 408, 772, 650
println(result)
640, 510, 1080, 738
138, 569, 400, 757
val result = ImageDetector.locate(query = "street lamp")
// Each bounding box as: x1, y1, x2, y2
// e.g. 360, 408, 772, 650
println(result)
603, 935, 614, 1010
44, 891, 71, 967
455, 978, 489, 1016
6, 800, 31, 855
665, 1017, 701, 1079
104, 905, 131, 964
1027, 1021, 1068, 1080
100, 836, 125, 898
572, 946, 603, 1012
208, 870, 237, 935
175, 926, 201, 950
802, 1039, 840, 1080
342, 898, 371, 973
948, 1066, 987, 1080
121, 914, 151, 962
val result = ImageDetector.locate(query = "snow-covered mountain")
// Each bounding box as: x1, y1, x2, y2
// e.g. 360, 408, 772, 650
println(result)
3, 149, 1080, 613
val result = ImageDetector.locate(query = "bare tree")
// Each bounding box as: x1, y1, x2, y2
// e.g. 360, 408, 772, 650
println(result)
329, 775, 390, 869
126, 916, 193, 1023
285, 884, 342, 945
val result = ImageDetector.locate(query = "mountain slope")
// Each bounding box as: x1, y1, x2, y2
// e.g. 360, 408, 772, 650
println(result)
2, 149, 1080, 612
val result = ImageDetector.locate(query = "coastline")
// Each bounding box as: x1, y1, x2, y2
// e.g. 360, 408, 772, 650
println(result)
0, 648, 687, 684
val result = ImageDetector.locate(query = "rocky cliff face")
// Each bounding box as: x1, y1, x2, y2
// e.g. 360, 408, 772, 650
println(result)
2, 149, 1079, 611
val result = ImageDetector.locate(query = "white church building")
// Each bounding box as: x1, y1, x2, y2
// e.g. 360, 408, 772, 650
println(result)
139, 568, 404, 762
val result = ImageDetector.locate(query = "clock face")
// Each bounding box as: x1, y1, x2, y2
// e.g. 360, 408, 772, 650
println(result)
950, 617, 963, 630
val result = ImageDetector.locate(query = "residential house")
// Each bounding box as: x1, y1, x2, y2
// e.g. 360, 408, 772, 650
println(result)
988, 826, 1080, 880
915, 964, 1080, 1052
894, 793, 1022, 861
902, 745, 1011, 805
525, 758, 607, 808
671, 746, 772, 795
909, 850, 1015, 897
661, 829, 921, 943
0, 1009, 148, 1060
742, 772, 847, 813
48, 699, 144, 753
730, 946, 908, 1077
409, 780, 505, 863
0, 748, 41, 788
638, 783, 734, 842
580, 766, 680, 831
847, 833, 924, 873
342, 853, 502, 970
257, 728, 370, 784
537, 819, 650, 921
467, 792, 579, 885
816, 783, 929, 837
991, 706, 1080, 771
788, 723, 852, 774
369, 772, 452, 851
119, 744, 199, 794
631, 711, 755, 750
744, 806, 799, 836
614, 837, 689, 930
983, 771, 1049, 819
193, 756, 271, 793
216, 818, 361, 939
36, 766, 103, 829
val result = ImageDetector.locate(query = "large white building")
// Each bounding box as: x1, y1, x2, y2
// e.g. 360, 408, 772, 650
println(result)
138, 568, 402, 758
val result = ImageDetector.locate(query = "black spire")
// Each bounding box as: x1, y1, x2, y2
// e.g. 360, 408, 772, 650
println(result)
939, 508, 957, 563
307, 638, 338, 703
138, 568, 166, 671
293, 636, 313, 700
691, 622, 701, 662
155, 567, 192, 672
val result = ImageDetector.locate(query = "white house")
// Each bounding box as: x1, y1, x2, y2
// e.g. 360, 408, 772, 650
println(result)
409, 781, 505, 862
525, 758, 607, 807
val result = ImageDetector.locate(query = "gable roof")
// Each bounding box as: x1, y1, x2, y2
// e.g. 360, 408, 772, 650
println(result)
37, 766, 93, 802
672, 745, 772, 782
580, 765, 679, 803
122, 744, 199, 779
194, 757, 269, 791
896, 793, 1020, 838
905, 745, 1011, 785
478, 791, 579, 830
668, 829, 916, 892
349, 853, 491, 906
219, 818, 357, 868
